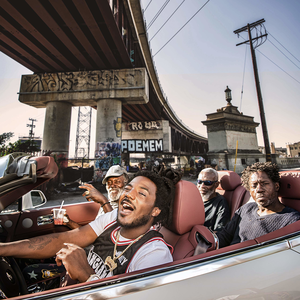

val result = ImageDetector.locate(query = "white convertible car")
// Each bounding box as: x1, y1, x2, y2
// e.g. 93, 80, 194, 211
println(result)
0, 154, 300, 299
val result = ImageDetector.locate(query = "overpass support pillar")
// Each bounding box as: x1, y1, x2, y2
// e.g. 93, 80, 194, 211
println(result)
95, 99, 122, 165
19, 68, 149, 169
42, 101, 72, 167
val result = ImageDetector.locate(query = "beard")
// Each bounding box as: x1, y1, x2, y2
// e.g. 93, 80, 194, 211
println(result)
200, 188, 215, 201
117, 213, 151, 229
107, 187, 123, 202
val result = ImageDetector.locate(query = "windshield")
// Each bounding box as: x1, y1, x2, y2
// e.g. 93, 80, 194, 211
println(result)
0, 155, 13, 178
0, 153, 28, 179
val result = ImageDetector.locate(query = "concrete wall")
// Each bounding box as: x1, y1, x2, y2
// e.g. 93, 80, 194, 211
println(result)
275, 156, 300, 169
226, 131, 258, 150
207, 131, 227, 152
208, 131, 258, 152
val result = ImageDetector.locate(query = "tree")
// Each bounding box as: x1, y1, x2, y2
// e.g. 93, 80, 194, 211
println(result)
6, 140, 40, 154
0, 133, 40, 157
0, 132, 14, 146
0, 132, 14, 156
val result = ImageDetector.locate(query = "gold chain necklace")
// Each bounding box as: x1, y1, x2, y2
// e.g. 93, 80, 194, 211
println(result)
104, 229, 145, 272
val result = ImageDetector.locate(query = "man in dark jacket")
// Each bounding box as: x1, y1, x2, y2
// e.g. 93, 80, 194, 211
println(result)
197, 168, 230, 232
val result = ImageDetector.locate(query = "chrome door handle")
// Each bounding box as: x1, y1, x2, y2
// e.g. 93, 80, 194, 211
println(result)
37, 214, 53, 226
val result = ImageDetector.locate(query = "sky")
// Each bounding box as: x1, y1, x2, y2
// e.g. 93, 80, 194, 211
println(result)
1, 0, 300, 157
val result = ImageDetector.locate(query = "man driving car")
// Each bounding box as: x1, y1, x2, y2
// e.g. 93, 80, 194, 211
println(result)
0, 170, 179, 283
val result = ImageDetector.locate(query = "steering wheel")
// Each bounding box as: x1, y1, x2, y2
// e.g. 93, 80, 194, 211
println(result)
0, 257, 27, 298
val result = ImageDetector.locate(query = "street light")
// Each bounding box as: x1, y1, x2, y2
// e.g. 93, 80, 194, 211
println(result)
224, 86, 232, 105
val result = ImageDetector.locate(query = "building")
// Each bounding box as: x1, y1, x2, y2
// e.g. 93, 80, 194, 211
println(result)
287, 142, 300, 157
202, 87, 265, 173
19, 136, 42, 152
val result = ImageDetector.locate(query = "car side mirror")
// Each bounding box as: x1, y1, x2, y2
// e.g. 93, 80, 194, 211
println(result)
22, 190, 47, 210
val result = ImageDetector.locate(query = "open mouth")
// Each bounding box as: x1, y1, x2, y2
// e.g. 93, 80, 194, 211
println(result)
120, 199, 135, 214
108, 188, 119, 193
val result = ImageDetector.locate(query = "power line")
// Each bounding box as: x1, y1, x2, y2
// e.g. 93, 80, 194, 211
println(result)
144, 0, 152, 12
147, 0, 170, 30
267, 38, 300, 70
153, 0, 211, 57
256, 49, 300, 85
149, 0, 186, 42
238, 34, 300, 86
267, 31, 300, 64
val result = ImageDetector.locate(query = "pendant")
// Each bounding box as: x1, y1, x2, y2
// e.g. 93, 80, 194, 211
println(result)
104, 256, 117, 272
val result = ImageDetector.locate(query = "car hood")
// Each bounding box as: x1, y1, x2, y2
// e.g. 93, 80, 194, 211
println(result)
0, 154, 58, 212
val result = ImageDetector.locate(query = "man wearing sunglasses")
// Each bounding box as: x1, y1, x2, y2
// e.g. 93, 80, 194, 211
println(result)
197, 168, 230, 232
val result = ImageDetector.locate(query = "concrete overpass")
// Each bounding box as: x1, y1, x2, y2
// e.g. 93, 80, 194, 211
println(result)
0, 0, 207, 166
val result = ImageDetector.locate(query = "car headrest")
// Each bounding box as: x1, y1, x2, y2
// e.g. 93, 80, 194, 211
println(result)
217, 170, 242, 191
167, 180, 205, 236
279, 170, 300, 199
31, 156, 58, 178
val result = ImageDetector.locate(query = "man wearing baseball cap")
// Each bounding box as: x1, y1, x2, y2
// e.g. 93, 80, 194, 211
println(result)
65, 165, 129, 229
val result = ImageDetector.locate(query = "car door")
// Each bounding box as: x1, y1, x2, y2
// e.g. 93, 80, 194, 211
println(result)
0, 196, 100, 242
20, 235, 300, 300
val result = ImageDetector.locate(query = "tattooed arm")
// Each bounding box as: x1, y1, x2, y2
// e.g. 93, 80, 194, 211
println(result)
0, 224, 97, 259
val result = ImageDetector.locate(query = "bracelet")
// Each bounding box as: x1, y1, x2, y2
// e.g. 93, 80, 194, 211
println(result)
101, 201, 110, 208
86, 274, 101, 282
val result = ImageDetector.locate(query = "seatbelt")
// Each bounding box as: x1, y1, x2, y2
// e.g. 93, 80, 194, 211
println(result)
193, 231, 212, 256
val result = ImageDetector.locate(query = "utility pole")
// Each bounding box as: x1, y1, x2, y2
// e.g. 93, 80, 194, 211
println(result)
27, 118, 37, 151
234, 19, 271, 162
27, 118, 37, 139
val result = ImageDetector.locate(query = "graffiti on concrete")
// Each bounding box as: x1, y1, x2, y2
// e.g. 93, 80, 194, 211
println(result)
122, 139, 163, 153
114, 117, 122, 138
21, 69, 143, 93
95, 142, 121, 170
126, 121, 161, 131
105, 138, 114, 143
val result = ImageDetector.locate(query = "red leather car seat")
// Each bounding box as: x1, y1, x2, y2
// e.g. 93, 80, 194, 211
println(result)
279, 170, 300, 212
160, 180, 216, 261
216, 170, 249, 219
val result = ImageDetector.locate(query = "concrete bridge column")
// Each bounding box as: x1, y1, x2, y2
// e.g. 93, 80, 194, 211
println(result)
95, 99, 122, 170
42, 101, 72, 167
19, 68, 149, 172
